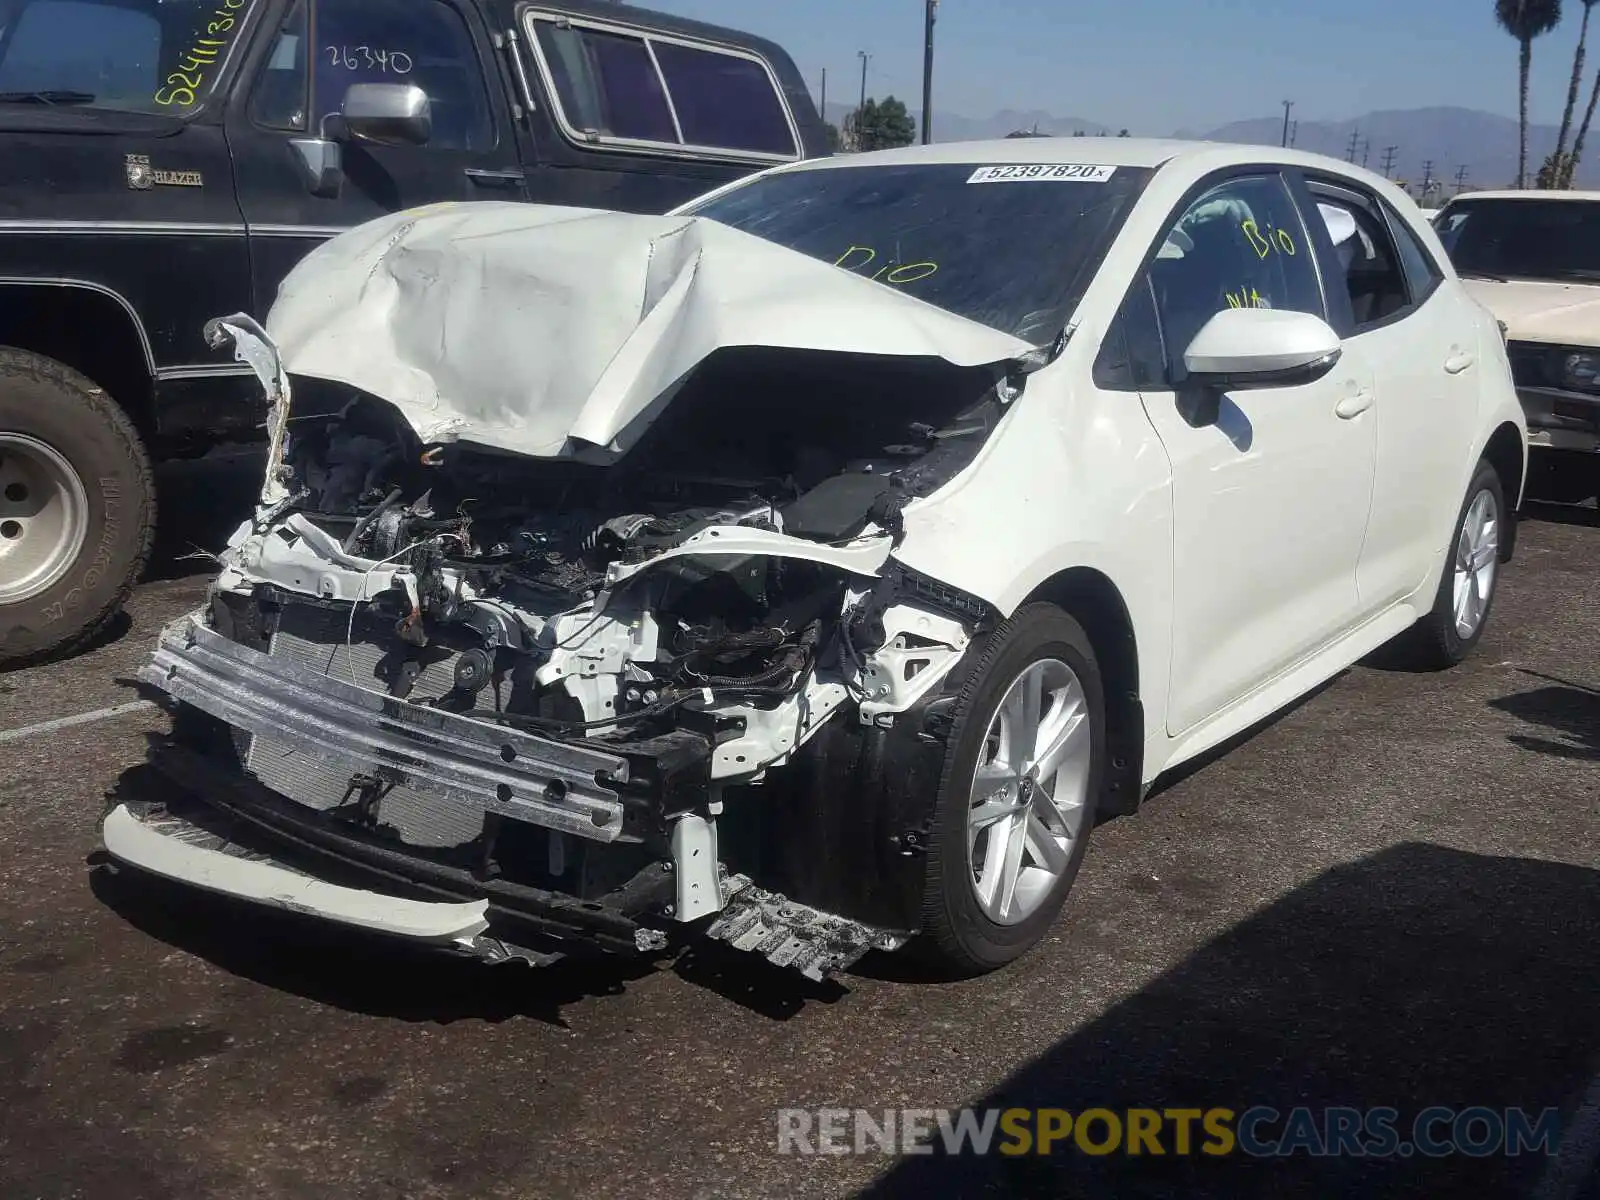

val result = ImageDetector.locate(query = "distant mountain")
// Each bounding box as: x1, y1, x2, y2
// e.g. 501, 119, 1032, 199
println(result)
1187, 106, 1600, 191
817, 99, 1600, 191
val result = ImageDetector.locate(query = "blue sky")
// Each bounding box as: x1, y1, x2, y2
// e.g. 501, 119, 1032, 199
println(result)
644, 0, 1586, 132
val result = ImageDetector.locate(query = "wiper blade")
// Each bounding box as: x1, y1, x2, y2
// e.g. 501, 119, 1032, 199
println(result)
0, 89, 97, 106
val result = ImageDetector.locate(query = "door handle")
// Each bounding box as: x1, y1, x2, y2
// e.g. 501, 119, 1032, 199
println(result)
1335, 389, 1374, 419
1444, 348, 1476, 374
465, 168, 525, 188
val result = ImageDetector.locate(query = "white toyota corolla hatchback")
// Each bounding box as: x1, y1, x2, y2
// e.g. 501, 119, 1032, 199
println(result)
105, 140, 1527, 981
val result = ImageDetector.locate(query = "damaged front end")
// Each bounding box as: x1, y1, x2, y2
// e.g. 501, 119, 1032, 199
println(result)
111, 223, 1026, 981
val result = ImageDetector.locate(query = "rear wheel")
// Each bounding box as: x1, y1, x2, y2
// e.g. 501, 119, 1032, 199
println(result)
919, 603, 1105, 975
0, 349, 155, 665
1394, 459, 1505, 670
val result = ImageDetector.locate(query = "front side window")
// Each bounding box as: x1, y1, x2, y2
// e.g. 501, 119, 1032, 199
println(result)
1436, 198, 1600, 283
0, 0, 257, 115
685, 162, 1152, 341
526, 13, 797, 158
1147, 174, 1324, 380
251, 0, 493, 151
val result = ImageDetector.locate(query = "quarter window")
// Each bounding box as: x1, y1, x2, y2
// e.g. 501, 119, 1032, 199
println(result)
525, 13, 798, 159
1147, 174, 1324, 382
1387, 203, 1445, 301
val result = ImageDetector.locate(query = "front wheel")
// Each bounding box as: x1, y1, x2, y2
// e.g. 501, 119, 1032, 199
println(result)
0, 350, 155, 665
1393, 459, 1506, 670
918, 603, 1106, 975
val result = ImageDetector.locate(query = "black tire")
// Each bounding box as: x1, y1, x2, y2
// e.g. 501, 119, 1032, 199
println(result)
918, 603, 1106, 976
0, 349, 155, 666
1394, 458, 1506, 670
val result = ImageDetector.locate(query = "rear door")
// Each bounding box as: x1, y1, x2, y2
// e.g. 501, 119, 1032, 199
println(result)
224, 0, 527, 313
1299, 175, 1481, 609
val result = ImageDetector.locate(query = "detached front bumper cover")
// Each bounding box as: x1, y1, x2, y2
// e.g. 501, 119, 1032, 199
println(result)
102, 802, 490, 946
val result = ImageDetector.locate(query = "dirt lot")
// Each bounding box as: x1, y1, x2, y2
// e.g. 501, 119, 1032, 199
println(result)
1, 454, 1597, 1200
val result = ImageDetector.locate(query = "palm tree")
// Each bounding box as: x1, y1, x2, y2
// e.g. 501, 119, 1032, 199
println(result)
1552, 0, 1598, 183
1496, 0, 1564, 187
1567, 1, 1600, 183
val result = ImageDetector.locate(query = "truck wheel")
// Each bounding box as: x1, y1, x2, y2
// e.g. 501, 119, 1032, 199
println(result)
0, 349, 155, 665
918, 603, 1105, 976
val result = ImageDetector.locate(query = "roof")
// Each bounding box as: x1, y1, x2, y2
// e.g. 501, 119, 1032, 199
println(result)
782, 137, 1404, 189
1442, 189, 1600, 203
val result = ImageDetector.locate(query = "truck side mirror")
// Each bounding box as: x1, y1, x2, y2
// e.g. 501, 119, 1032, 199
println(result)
289, 136, 343, 199
337, 83, 432, 147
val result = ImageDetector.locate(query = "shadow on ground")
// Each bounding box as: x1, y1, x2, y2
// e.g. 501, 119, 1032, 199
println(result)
859, 844, 1600, 1199
1491, 670, 1600, 762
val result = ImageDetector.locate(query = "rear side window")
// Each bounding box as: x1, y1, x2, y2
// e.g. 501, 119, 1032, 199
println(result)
534, 22, 675, 143
525, 12, 798, 159
650, 41, 793, 154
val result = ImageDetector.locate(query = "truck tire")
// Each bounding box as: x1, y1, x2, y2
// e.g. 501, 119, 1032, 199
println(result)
0, 349, 155, 665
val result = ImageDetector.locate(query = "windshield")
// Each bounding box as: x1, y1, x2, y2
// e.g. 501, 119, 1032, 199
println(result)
1435, 198, 1600, 283
0, 0, 256, 115
683, 162, 1153, 342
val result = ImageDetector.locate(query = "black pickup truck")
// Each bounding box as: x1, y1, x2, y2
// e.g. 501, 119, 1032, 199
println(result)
0, 0, 826, 663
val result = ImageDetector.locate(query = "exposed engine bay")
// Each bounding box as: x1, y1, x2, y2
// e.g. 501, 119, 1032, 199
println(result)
120, 311, 1029, 979
228, 339, 1009, 757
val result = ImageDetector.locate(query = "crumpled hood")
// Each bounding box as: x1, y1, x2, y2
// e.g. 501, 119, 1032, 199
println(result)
1460, 276, 1600, 344
265, 201, 1034, 459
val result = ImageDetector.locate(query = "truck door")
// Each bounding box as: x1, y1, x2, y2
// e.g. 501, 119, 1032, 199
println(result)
223, 0, 528, 313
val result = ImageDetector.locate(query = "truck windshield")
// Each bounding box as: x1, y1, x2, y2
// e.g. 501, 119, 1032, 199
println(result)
1435, 197, 1600, 283
683, 161, 1153, 343
0, 0, 256, 115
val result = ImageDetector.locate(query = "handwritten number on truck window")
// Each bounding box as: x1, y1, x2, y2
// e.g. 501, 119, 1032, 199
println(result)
834, 245, 939, 287
154, 0, 247, 106
325, 46, 414, 74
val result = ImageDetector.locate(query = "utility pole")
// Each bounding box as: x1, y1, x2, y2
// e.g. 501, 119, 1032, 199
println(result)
1346, 127, 1360, 162
1421, 159, 1435, 199
1289, 120, 1298, 147
855, 51, 870, 153
921, 1, 938, 145
819, 68, 826, 124
1281, 100, 1293, 147
1454, 164, 1470, 195
1360, 138, 1371, 168
1381, 145, 1398, 178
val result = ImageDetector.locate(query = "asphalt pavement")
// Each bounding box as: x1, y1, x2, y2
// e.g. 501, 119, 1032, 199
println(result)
0, 451, 1596, 1200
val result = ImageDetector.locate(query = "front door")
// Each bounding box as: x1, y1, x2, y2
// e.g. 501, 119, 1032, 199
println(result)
223, 0, 528, 313
1130, 171, 1378, 735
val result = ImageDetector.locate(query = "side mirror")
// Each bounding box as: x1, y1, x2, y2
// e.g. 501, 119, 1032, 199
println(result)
289, 136, 343, 198
336, 82, 431, 147
1182, 307, 1342, 391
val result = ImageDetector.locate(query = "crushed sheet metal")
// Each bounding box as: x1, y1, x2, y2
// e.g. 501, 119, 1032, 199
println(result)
603, 525, 894, 587
206, 313, 291, 506
141, 615, 630, 843
102, 804, 491, 945
705, 876, 911, 982
263, 203, 1034, 460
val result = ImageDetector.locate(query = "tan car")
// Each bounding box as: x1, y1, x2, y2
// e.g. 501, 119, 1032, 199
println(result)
1434, 190, 1600, 502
